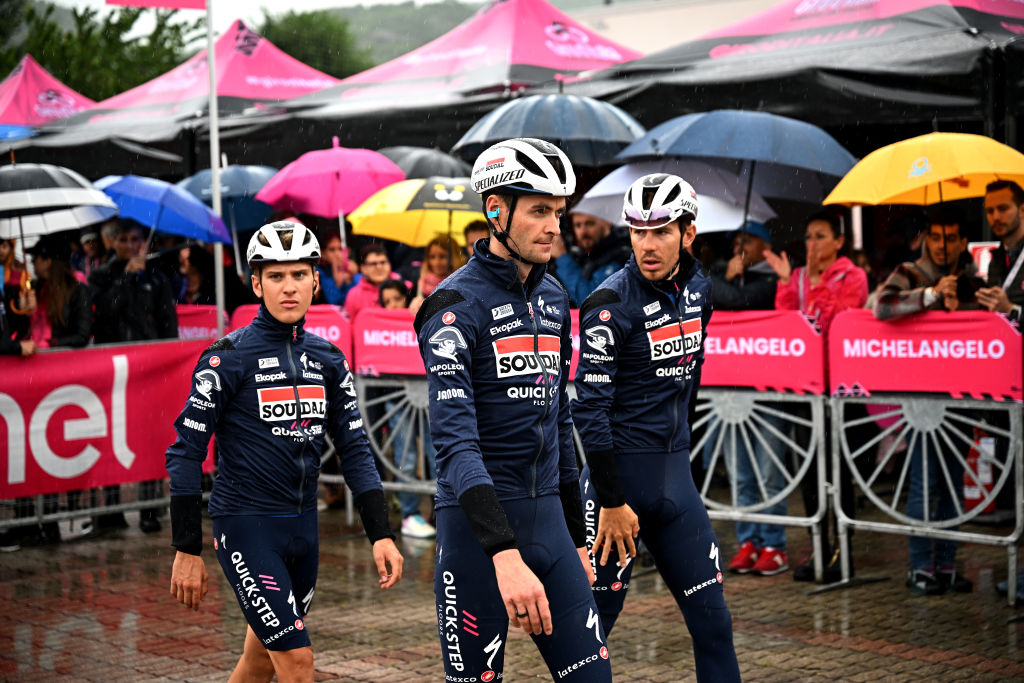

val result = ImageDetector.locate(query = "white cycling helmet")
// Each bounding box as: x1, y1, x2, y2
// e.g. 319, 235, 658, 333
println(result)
622, 173, 698, 230
471, 137, 576, 197
247, 220, 321, 267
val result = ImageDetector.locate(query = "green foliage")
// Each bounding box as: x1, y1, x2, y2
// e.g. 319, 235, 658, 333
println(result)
0, 3, 203, 102
258, 10, 374, 79
337, 1, 478, 66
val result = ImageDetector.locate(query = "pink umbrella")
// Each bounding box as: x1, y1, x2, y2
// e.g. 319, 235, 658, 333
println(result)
255, 137, 405, 249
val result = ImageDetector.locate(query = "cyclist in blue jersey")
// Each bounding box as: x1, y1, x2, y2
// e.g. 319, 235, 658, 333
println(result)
166, 221, 403, 683
573, 174, 741, 682
414, 138, 613, 682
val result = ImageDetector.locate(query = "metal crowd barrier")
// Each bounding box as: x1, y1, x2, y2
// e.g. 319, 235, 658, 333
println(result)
692, 389, 829, 581
824, 310, 1023, 606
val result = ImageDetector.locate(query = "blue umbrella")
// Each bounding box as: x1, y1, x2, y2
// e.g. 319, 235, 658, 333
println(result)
452, 94, 646, 167
95, 174, 231, 244
615, 109, 857, 204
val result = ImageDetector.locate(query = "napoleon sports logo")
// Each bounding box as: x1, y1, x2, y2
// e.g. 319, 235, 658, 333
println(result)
258, 385, 326, 422
493, 334, 560, 378
647, 319, 702, 361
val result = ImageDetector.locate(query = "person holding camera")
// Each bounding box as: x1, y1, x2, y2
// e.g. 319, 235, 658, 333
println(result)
872, 205, 977, 596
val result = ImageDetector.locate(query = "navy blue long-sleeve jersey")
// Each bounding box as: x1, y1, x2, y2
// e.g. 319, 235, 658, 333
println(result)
414, 240, 577, 508
165, 304, 383, 517
573, 253, 713, 457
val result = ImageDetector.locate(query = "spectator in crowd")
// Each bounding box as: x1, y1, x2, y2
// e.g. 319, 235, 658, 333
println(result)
551, 210, 630, 307
378, 279, 437, 539
982, 180, 1024, 600
417, 234, 464, 297
89, 219, 178, 534
316, 233, 356, 306
23, 234, 93, 349
711, 221, 779, 310
176, 246, 216, 306
872, 206, 976, 596
71, 229, 105, 278
709, 221, 789, 576
344, 244, 404, 321
0, 238, 26, 290
978, 180, 1024, 322
463, 220, 489, 258
100, 219, 119, 261
765, 210, 869, 582
90, 220, 178, 344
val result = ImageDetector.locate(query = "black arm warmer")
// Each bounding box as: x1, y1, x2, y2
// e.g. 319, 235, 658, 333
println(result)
585, 448, 626, 509
559, 481, 587, 548
458, 484, 517, 557
354, 488, 396, 544
170, 494, 204, 556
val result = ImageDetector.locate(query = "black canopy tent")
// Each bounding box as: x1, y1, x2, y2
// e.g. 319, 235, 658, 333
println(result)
561, 0, 1024, 157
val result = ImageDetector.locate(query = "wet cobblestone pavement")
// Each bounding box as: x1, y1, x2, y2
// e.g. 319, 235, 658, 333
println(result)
2, 505, 1024, 682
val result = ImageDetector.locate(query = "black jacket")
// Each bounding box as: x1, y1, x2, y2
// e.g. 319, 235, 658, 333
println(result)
89, 259, 178, 343
33, 278, 92, 348
709, 259, 778, 311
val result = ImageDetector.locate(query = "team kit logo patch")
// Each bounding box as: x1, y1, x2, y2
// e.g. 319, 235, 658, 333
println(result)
647, 319, 702, 361
257, 385, 326, 421
492, 334, 560, 378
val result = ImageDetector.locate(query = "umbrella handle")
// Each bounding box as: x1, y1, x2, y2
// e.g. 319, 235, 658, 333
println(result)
338, 211, 348, 250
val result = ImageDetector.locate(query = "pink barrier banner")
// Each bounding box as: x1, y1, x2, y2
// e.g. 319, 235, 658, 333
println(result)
229, 304, 353, 360
829, 309, 1023, 401
702, 310, 825, 394
352, 308, 423, 376
176, 304, 226, 340
0, 340, 212, 498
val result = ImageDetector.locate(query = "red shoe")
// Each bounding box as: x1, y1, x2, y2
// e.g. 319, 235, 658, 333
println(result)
727, 541, 760, 574
751, 547, 789, 576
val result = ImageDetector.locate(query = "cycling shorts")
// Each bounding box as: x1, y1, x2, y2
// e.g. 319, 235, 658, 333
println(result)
213, 511, 318, 651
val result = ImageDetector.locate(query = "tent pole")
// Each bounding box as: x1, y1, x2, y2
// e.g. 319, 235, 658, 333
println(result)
207, 0, 225, 338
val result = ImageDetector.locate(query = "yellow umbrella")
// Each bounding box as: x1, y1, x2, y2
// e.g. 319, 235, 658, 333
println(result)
349, 176, 482, 247
824, 132, 1024, 206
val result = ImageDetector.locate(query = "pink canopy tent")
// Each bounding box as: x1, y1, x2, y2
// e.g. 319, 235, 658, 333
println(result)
0, 54, 95, 126
291, 0, 643, 117
18, 20, 339, 147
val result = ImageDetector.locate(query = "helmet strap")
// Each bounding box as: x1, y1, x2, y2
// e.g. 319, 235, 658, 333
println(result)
489, 194, 540, 267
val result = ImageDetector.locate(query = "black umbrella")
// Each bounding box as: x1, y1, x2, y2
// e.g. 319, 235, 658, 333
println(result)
451, 94, 646, 167
378, 146, 471, 179
0, 163, 118, 240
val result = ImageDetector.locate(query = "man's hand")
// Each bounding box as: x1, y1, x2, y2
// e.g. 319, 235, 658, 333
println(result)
934, 275, 959, 311
592, 504, 639, 568
725, 254, 744, 281
977, 286, 1013, 314
493, 549, 551, 635
577, 547, 596, 586
170, 551, 208, 611
125, 254, 147, 274
19, 339, 37, 357
372, 538, 404, 589
762, 249, 792, 284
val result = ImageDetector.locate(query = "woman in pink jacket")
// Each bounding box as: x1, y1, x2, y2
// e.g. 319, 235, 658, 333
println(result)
763, 211, 868, 583
764, 211, 868, 334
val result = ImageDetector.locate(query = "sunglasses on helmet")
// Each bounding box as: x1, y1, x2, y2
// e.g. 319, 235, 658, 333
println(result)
623, 207, 675, 229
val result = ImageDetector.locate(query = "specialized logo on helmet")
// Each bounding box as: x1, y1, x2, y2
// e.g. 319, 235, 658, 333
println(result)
194, 369, 222, 400
647, 320, 702, 361
473, 168, 526, 193
585, 326, 614, 354
429, 326, 468, 362
493, 334, 560, 378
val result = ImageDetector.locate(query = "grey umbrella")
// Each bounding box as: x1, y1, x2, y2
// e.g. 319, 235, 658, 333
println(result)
0, 163, 118, 240
451, 94, 646, 168
378, 147, 471, 179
